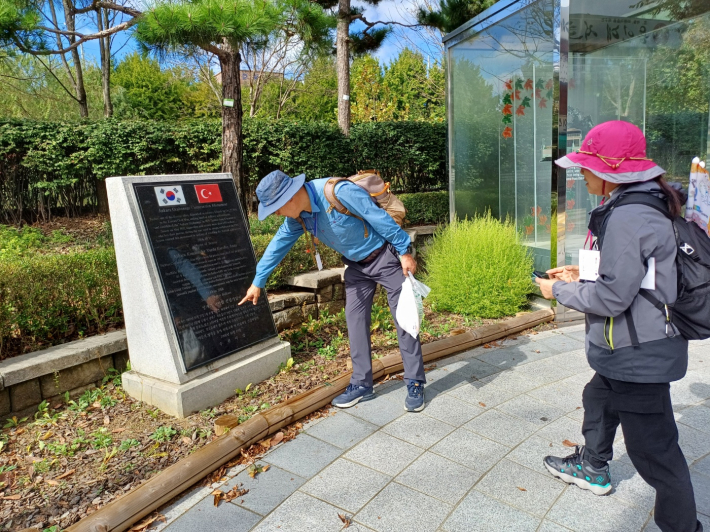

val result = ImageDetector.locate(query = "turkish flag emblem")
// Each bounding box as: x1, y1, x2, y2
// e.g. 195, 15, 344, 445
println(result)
195, 184, 223, 203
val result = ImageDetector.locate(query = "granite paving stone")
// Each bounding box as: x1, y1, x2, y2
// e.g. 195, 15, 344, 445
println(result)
475, 346, 549, 370
526, 382, 585, 413
381, 411, 455, 449
692, 454, 710, 477
608, 460, 656, 511
690, 470, 710, 516
250, 491, 350, 532
430, 427, 510, 471
546, 485, 650, 532
300, 458, 390, 513
505, 436, 575, 477
535, 415, 585, 447
442, 490, 540, 532
163, 495, 261, 532
535, 334, 585, 353
496, 394, 567, 426
344, 431, 423, 476
421, 393, 484, 426
263, 433, 342, 479
355, 482, 452, 532
346, 395, 405, 426
474, 458, 565, 518
395, 451, 481, 504
538, 521, 574, 532
305, 411, 379, 449
448, 372, 533, 408
464, 409, 539, 448
676, 404, 710, 434
677, 423, 710, 461
221, 465, 305, 516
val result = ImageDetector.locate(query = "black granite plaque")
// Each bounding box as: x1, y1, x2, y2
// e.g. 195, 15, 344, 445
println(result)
133, 179, 277, 371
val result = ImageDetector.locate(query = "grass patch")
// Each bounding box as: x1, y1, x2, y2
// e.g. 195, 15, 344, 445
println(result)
424, 213, 534, 318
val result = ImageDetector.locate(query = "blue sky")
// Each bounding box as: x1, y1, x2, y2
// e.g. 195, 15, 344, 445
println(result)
74, 0, 446, 71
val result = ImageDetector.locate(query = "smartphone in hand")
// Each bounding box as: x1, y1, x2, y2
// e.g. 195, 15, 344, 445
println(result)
532, 270, 550, 280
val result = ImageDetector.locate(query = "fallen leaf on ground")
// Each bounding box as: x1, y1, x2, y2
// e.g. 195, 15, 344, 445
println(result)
129, 513, 166, 531
104, 416, 110, 425
182, 437, 192, 445
111, 427, 126, 433
248, 463, 269, 479
338, 513, 353, 528
1, 494, 21, 500
535, 350, 541, 353
46, 479, 60, 486
56, 469, 75, 480
271, 432, 284, 445
40, 431, 53, 441
562, 439, 578, 447
451, 328, 466, 336
259, 438, 272, 450
483, 344, 491, 349
517, 487, 527, 491
479, 402, 487, 408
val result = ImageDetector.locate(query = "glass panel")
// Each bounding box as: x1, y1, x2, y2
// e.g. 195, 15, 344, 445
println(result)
566, 1, 710, 265
449, 0, 556, 270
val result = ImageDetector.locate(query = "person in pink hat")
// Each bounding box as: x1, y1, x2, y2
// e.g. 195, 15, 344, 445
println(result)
535, 121, 702, 532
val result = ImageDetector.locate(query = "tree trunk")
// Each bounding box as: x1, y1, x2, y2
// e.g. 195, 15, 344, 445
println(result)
97, 8, 113, 117
337, 0, 351, 136
62, 0, 89, 117
219, 44, 248, 215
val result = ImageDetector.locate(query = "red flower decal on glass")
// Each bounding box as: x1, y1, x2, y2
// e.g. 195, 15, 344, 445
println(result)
567, 199, 576, 210
531, 206, 542, 216
538, 98, 547, 109
514, 90, 521, 101
502, 126, 513, 139
525, 225, 534, 236
516, 105, 526, 116
545, 79, 554, 90
535, 88, 542, 99
524, 78, 533, 90
567, 179, 576, 189
504, 79, 513, 91
502, 104, 513, 115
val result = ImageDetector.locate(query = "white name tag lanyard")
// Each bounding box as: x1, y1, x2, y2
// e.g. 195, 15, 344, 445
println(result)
579, 247, 655, 289
311, 213, 323, 271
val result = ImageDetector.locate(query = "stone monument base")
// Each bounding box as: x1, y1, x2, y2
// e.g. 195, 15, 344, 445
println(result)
122, 340, 290, 417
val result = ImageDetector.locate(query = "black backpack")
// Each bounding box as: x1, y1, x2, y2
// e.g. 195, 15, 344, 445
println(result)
600, 192, 710, 341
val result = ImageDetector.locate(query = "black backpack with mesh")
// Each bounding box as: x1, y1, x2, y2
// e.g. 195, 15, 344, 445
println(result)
604, 193, 710, 341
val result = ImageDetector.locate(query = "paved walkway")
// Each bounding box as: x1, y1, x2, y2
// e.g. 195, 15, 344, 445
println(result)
156, 324, 710, 532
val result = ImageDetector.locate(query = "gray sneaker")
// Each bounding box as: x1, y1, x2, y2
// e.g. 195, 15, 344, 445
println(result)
404, 381, 425, 412
332, 384, 375, 408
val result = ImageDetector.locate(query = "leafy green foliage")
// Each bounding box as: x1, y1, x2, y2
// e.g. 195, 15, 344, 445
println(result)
150, 425, 177, 443
417, 0, 495, 34
400, 191, 449, 226
0, 247, 122, 358
0, 118, 446, 223
424, 214, 534, 318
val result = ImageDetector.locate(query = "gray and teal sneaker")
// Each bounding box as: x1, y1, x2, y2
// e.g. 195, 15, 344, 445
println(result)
544, 445, 612, 496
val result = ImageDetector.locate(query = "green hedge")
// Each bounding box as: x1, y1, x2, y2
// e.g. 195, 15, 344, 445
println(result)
401, 191, 449, 226
0, 248, 123, 358
0, 119, 447, 223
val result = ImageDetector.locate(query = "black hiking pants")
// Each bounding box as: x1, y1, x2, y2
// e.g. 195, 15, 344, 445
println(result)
582, 373, 702, 532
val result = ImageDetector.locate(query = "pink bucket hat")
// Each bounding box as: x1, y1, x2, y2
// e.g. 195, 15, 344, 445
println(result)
555, 121, 665, 183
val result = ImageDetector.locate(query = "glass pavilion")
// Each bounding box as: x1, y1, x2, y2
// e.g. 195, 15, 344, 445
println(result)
445, 0, 710, 294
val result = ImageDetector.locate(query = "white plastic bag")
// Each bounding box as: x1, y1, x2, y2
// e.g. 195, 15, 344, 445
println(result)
396, 272, 431, 338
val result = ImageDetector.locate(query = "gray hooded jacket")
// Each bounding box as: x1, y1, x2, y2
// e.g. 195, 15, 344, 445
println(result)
553, 180, 688, 383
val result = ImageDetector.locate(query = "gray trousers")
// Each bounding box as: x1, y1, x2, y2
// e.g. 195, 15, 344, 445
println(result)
342, 244, 425, 388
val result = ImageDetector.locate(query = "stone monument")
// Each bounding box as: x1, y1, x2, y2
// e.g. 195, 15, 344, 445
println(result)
107, 173, 290, 417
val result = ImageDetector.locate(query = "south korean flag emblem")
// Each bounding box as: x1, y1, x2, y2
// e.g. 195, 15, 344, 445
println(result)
154, 186, 186, 206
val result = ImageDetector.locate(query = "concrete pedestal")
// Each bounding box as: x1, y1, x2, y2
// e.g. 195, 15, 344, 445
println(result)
122, 338, 289, 417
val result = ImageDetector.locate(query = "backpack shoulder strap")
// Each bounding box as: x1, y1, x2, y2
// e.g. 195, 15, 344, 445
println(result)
614, 192, 672, 220
323, 177, 369, 238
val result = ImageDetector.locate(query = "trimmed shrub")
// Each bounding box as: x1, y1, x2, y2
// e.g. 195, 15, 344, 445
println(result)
423, 214, 534, 318
0, 119, 447, 223
0, 248, 123, 358
400, 191, 449, 226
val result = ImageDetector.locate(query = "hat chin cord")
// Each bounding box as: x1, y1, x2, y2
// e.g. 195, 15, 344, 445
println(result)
577, 150, 653, 170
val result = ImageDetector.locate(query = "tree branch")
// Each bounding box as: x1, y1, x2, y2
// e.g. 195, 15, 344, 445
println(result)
350, 13, 423, 34
15, 19, 139, 56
